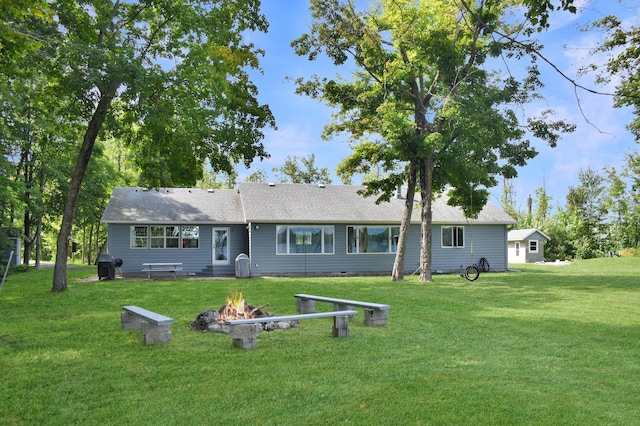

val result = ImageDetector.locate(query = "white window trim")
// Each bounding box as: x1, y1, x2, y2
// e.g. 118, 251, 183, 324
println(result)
276, 225, 335, 255
346, 225, 400, 254
213, 227, 230, 265
130, 225, 148, 249
441, 226, 465, 248
150, 225, 180, 250
529, 239, 539, 253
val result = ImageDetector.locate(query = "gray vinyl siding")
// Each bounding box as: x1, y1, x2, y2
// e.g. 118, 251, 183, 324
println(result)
106, 221, 508, 277
431, 224, 509, 272
246, 223, 508, 276
106, 223, 248, 276
248, 223, 421, 276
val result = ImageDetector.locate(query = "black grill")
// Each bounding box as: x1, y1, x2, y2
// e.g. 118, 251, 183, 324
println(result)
97, 253, 115, 280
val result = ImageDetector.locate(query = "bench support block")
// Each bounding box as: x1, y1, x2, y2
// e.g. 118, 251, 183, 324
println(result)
141, 322, 172, 345
228, 324, 261, 349
364, 309, 388, 326
332, 315, 350, 337
296, 298, 316, 313
121, 311, 142, 330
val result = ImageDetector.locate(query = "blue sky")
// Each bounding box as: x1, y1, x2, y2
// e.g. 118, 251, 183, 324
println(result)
239, 0, 639, 211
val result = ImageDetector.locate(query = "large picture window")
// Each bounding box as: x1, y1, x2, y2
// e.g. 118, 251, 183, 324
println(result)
442, 226, 464, 248
276, 225, 334, 254
347, 226, 399, 254
130, 225, 199, 249
130, 226, 148, 249
150, 226, 180, 249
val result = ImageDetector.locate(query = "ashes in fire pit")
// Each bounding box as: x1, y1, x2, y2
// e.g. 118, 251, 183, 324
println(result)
189, 291, 298, 333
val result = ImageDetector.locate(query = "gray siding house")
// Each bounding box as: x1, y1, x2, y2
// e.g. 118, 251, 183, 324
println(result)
508, 228, 550, 263
101, 183, 516, 277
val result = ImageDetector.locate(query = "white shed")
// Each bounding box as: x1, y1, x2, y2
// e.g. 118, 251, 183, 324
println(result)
508, 228, 550, 264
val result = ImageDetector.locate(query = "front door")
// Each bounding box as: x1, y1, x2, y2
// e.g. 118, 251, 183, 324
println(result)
213, 228, 230, 265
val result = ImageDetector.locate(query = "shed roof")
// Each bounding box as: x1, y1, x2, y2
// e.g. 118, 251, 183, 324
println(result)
508, 228, 550, 241
101, 183, 516, 225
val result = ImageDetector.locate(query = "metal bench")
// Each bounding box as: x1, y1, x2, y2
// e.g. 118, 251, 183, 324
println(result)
141, 262, 183, 279
225, 310, 358, 349
293, 294, 390, 326
121, 305, 174, 345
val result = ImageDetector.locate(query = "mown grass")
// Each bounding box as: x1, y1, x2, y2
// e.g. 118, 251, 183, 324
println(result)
1, 258, 639, 425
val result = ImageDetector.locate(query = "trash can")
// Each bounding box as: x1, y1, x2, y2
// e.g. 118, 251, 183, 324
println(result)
234, 253, 250, 278
97, 253, 115, 280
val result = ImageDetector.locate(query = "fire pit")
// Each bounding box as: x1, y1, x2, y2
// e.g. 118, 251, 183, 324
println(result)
190, 291, 298, 333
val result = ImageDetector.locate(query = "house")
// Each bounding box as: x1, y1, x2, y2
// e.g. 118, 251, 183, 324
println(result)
507, 228, 550, 263
100, 182, 516, 277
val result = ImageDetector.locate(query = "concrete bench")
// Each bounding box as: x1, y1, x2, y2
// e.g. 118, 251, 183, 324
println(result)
293, 294, 390, 326
225, 310, 358, 349
121, 305, 174, 345
141, 262, 183, 279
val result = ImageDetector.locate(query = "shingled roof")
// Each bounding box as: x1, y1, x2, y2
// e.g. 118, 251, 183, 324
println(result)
101, 183, 516, 225
101, 187, 245, 224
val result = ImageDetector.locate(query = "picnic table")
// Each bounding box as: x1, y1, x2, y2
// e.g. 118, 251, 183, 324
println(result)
141, 262, 183, 279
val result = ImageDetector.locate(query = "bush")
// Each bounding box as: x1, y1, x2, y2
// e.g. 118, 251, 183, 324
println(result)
620, 247, 640, 257
0, 264, 34, 277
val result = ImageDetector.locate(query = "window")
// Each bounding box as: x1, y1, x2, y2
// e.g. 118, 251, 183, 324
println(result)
515, 242, 520, 257
130, 225, 199, 249
130, 226, 148, 249
150, 226, 180, 249
181, 226, 199, 249
442, 226, 464, 248
529, 240, 538, 253
347, 226, 399, 254
276, 225, 334, 254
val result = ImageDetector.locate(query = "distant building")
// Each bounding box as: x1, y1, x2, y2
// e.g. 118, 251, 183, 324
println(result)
508, 228, 550, 263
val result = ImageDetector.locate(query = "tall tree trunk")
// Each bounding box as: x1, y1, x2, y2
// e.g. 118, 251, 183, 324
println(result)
35, 167, 44, 268
52, 80, 120, 292
419, 158, 433, 282
392, 165, 417, 281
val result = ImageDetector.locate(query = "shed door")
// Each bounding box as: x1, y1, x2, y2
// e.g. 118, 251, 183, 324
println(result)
213, 228, 229, 265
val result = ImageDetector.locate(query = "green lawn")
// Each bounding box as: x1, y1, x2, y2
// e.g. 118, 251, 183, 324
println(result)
1, 258, 639, 425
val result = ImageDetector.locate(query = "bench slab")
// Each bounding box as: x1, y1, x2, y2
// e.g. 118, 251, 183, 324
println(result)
121, 305, 174, 345
225, 310, 358, 349
293, 294, 390, 326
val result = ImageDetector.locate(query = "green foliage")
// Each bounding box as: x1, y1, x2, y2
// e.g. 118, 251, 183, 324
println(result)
1, 0, 277, 290
522, 0, 576, 31
293, 0, 575, 280
508, 152, 640, 260
0, 0, 51, 69
273, 154, 332, 184
588, 14, 640, 139
2, 259, 640, 424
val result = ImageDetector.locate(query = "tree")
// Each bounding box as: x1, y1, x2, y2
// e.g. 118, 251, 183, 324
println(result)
0, 0, 50, 71
588, 14, 640, 139
565, 168, 607, 258
292, 0, 574, 281
622, 151, 640, 247
272, 154, 332, 184
9, 0, 276, 292
244, 168, 269, 183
